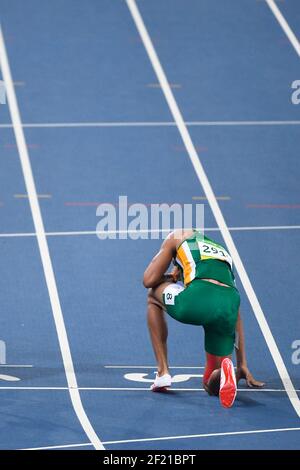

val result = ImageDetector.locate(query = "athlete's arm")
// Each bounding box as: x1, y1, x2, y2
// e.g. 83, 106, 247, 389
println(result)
235, 310, 247, 367
235, 310, 265, 388
143, 234, 177, 288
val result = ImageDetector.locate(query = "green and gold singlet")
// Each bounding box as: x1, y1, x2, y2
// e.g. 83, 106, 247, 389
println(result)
175, 231, 236, 287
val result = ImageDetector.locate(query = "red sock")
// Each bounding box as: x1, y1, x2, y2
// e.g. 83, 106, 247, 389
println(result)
203, 353, 229, 385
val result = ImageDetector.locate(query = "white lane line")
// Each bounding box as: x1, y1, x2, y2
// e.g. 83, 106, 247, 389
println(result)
0, 233, 36, 237
104, 365, 205, 369
219, 225, 300, 231
0, 225, 300, 239
81, 388, 300, 393
193, 196, 230, 200
0, 386, 299, 392
186, 120, 300, 126
0, 365, 33, 368
103, 426, 300, 446
0, 232, 36, 238
266, 0, 300, 57
147, 82, 182, 88
1, 120, 300, 128
0, 25, 104, 450
126, 0, 300, 418
21, 442, 92, 451
20, 425, 300, 449
14, 194, 52, 199
0, 387, 69, 390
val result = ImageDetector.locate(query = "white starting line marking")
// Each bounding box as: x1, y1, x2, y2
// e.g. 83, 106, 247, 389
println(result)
0, 364, 296, 392
0, 225, 300, 239
1, 120, 300, 128
104, 365, 205, 369
0, 364, 33, 368
0, 386, 299, 392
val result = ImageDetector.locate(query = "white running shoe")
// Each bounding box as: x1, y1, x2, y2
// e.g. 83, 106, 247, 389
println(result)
150, 373, 172, 392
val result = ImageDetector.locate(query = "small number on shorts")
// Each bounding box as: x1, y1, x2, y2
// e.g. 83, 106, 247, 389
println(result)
166, 293, 172, 300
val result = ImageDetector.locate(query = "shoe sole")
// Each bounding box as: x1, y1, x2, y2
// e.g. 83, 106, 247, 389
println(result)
219, 359, 237, 408
150, 385, 170, 393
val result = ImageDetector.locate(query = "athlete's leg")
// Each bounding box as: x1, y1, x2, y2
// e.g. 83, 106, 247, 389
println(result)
147, 282, 173, 377
202, 286, 240, 397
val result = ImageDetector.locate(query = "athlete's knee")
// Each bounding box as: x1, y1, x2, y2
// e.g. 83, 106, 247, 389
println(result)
147, 288, 155, 302
204, 369, 221, 396
147, 288, 162, 308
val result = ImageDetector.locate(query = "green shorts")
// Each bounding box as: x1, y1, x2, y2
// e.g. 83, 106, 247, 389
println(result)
163, 279, 240, 357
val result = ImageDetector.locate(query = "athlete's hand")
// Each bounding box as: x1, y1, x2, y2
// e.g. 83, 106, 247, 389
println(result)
236, 365, 265, 388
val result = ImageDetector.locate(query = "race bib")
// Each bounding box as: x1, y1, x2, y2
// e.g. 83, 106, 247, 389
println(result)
197, 240, 232, 269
